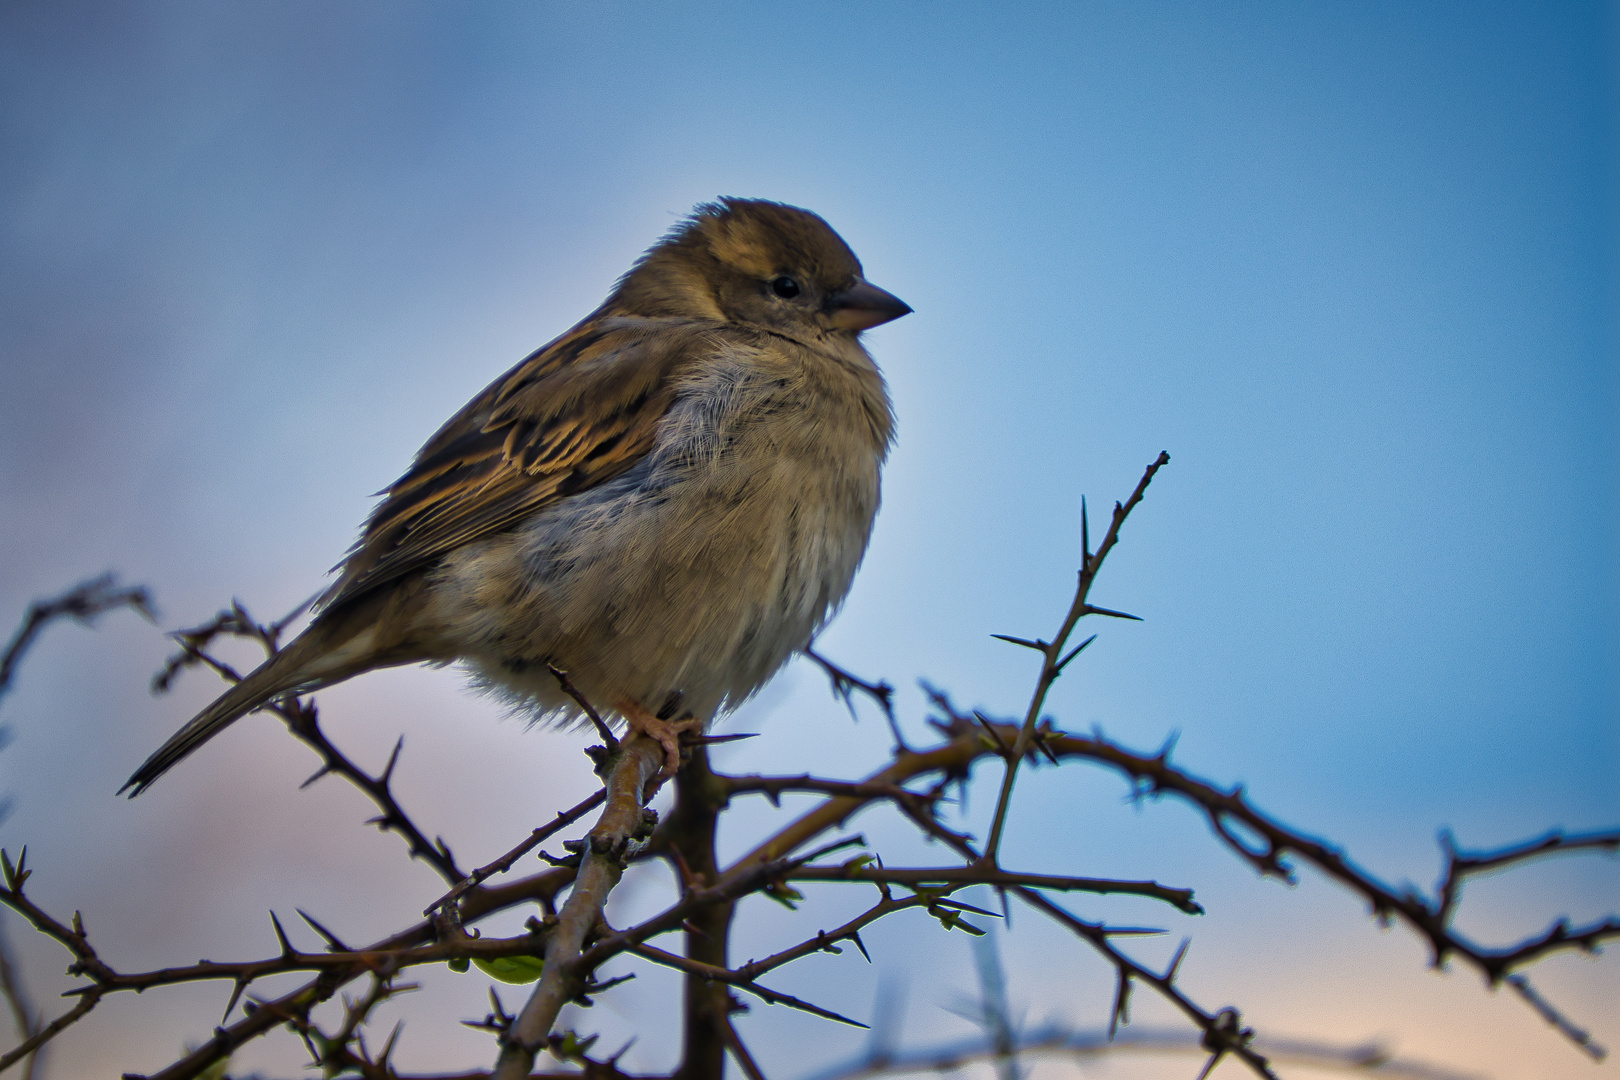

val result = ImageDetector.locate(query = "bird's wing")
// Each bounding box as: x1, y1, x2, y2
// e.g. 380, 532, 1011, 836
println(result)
322, 316, 716, 609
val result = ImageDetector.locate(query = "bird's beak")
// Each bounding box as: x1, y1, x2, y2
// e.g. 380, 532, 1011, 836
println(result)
828, 278, 912, 331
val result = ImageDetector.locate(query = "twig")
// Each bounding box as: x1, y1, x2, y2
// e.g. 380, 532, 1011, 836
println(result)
729, 894, 927, 981
426, 790, 608, 915
722, 1015, 769, 1080
787, 865, 1201, 914
1035, 726, 1620, 987
1506, 974, 1607, 1061
803, 1024, 1483, 1080
283, 702, 464, 884
630, 943, 868, 1027
0, 995, 96, 1074
0, 575, 153, 705
805, 643, 906, 752
983, 453, 1167, 862
867, 777, 1277, 1079
155, 603, 463, 884
0, 914, 42, 1080
547, 664, 617, 751
724, 774, 935, 805
1436, 828, 1619, 926
576, 836, 870, 973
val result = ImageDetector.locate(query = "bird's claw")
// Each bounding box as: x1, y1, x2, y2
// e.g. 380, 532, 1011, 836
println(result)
616, 700, 704, 779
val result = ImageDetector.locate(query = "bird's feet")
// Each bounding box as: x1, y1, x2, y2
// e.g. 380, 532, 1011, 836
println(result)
615, 698, 704, 779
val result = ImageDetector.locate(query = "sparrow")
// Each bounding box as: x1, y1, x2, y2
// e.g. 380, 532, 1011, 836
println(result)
123, 198, 909, 795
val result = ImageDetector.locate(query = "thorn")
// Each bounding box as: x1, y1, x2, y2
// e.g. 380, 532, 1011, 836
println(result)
1081, 494, 1091, 563
1108, 968, 1131, 1038
747, 982, 870, 1028
382, 736, 404, 784
990, 634, 1047, 651
1054, 634, 1098, 673
299, 764, 333, 790
1085, 605, 1143, 621
221, 976, 250, 1023
929, 897, 1002, 918
297, 909, 351, 952
269, 911, 295, 957
1166, 937, 1191, 981
487, 985, 512, 1027
851, 931, 872, 963
972, 711, 1014, 757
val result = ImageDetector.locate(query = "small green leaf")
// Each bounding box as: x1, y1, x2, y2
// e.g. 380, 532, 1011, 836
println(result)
763, 882, 804, 910
930, 905, 987, 936
553, 1030, 600, 1060
472, 955, 547, 984
447, 957, 470, 973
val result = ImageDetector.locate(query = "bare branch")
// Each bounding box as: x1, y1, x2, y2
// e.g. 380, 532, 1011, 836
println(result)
984, 452, 1169, 863
154, 602, 464, 884
788, 864, 1201, 914
1506, 974, 1607, 1061
805, 1025, 1483, 1080
427, 790, 608, 916
0, 915, 42, 1080
805, 642, 906, 752
630, 944, 869, 1027
1, 574, 153, 706
491, 733, 664, 1080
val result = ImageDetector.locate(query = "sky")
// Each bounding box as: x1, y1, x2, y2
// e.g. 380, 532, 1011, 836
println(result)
0, 2, 1615, 1078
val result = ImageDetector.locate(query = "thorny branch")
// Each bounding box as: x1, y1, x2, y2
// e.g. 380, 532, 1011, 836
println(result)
0, 917, 41, 1080
491, 734, 664, 1080
426, 790, 609, 917
804, 642, 905, 752
0, 574, 153, 707
983, 450, 1168, 863
0, 575, 152, 1080
810, 1023, 1488, 1080
845, 734, 1279, 1079
786, 864, 1202, 915
153, 603, 465, 884
0, 455, 1612, 1078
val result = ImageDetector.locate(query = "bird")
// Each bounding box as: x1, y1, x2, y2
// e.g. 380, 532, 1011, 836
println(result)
122, 198, 910, 796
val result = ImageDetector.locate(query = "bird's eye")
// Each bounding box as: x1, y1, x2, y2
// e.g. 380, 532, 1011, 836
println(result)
770, 276, 801, 299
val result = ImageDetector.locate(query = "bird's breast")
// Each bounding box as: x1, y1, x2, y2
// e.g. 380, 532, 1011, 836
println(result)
430, 337, 890, 723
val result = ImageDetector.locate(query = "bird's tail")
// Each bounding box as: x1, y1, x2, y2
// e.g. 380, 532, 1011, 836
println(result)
120, 648, 316, 797
123, 581, 434, 797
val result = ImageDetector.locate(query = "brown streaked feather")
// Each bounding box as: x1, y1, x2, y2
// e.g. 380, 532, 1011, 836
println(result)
322, 316, 720, 610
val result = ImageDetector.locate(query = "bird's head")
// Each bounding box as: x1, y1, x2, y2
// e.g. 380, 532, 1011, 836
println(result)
610, 198, 911, 337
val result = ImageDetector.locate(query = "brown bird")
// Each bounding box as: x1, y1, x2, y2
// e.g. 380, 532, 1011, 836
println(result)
123, 198, 909, 795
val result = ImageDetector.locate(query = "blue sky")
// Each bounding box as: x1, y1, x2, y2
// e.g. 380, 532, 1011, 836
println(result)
1, 3, 1615, 1078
